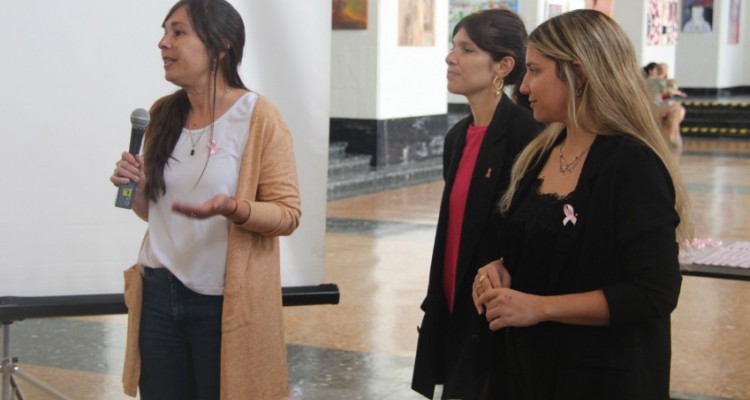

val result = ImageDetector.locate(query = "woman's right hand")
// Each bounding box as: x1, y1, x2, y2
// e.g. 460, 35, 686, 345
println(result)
110, 151, 145, 188
472, 258, 512, 314
111, 151, 149, 220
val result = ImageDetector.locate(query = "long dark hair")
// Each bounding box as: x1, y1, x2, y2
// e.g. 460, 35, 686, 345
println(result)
453, 8, 530, 107
144, 0, 248, 202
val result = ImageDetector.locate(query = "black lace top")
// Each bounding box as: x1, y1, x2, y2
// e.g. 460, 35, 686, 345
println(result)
503, 177, 575, 295
498, 177, 578, 400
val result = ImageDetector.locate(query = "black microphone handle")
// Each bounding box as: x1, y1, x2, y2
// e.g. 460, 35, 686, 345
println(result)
115, 109, 149, 209
128, 125, 146, 155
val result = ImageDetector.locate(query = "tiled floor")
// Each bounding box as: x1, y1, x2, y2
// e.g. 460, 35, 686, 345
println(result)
4, 136, 750, 399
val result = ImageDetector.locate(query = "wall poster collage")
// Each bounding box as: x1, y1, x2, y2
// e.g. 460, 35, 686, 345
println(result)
647, 0, 679, 46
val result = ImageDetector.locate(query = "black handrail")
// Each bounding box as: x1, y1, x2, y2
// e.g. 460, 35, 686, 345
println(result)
0, 283, 340, 322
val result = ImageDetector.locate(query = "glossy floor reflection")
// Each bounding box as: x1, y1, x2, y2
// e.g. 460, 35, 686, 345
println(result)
4, 137, 750, 399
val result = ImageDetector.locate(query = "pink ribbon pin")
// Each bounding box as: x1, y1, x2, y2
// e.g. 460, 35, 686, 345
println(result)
207, 138, 219, 155
562, 204, 577, 226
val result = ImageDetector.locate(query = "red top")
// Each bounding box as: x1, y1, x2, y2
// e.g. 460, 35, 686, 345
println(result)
443, 124, 488, 311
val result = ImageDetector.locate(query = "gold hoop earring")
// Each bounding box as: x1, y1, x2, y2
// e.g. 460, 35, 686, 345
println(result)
493, 76, 504, 97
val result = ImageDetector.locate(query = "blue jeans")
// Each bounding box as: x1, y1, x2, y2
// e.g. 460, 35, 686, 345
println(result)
139, 267, 223, 400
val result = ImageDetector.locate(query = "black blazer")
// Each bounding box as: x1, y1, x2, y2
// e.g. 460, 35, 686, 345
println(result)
412, 94, 542, 399
494, 134, 682, 400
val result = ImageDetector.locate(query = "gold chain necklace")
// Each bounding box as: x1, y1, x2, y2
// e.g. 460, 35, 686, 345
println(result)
558, 140, 592, 174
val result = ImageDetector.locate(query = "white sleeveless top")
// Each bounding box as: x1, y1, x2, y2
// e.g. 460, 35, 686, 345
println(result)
138, 91, 258, 295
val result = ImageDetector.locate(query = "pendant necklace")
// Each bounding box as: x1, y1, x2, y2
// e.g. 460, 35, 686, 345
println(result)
187, 115, 208, 156
188, 128, 207, 156
558, 140, 592, 174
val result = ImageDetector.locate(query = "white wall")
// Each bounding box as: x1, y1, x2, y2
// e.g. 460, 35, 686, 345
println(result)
237, 1, 330, 287
517, 0, 543, 29
0, 0, 328, 296
715, 0, 745, 87
330, 0, 379, 119
675, 8, 720, 87
675, 0, 748, 88
377, 0, 449, 119
330, 0, 449, 120
745, 0, 750, 84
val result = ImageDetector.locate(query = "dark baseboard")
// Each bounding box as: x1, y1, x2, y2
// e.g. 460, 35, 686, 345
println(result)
682, 86, 750, 97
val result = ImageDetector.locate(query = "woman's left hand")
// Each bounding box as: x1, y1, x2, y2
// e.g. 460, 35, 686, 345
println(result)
172, 194, 236, 219
472, 258, 511, 314
479, 288, 544, 331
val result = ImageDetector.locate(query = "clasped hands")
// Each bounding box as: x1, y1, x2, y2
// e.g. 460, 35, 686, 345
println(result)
472, 258, 545, 331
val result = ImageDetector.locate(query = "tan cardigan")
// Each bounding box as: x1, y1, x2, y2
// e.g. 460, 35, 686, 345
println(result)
122, 94, 301, 399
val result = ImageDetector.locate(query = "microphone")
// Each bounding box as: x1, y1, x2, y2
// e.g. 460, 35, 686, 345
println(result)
115, 108, 150, 209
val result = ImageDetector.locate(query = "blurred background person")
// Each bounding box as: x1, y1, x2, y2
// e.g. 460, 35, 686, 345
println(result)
646, 62, 687, 159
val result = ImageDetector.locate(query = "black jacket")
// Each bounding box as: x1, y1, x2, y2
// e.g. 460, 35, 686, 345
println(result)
412, 94, 542, 399
491, 134, 682, 400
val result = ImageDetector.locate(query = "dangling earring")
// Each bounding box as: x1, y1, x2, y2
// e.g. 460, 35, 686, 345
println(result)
575, 86, 583, 97
492, 76, 504, 97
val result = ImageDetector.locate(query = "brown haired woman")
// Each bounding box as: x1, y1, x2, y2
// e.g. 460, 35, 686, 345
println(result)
109, 1, 300, 398
412, 8, 542, 400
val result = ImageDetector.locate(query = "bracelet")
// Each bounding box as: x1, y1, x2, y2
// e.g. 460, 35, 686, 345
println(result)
227, 198, 239, 217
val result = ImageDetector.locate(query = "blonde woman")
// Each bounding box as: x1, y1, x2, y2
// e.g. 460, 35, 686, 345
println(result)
472, 10, 692, 399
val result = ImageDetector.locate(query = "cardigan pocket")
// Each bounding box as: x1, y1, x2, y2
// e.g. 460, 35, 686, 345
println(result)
221, 288, 250, 332
123, 264, 142, 310
122, 264, 143, 396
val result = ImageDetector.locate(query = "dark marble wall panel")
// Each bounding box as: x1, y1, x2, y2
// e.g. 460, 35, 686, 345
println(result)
330, 114, 449, 167
330, 118, 378, 165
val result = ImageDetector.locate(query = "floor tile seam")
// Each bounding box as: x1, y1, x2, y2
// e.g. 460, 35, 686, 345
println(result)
684, 182, 750, 195
326, 217, 436, 237
683, 150, 750, 159
286, 343, 414, 359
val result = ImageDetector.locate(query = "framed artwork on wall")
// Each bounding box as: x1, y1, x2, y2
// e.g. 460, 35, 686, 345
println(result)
681, 0, 713, 33
544, 1, 586, 20
585, 0, 613, 16
448, 1, 519, 41
546, 3, 564, 19
541, 0, 614, 20
728, 0, 741, 44
332, 0, 368, 30
399, 0, 435, 46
